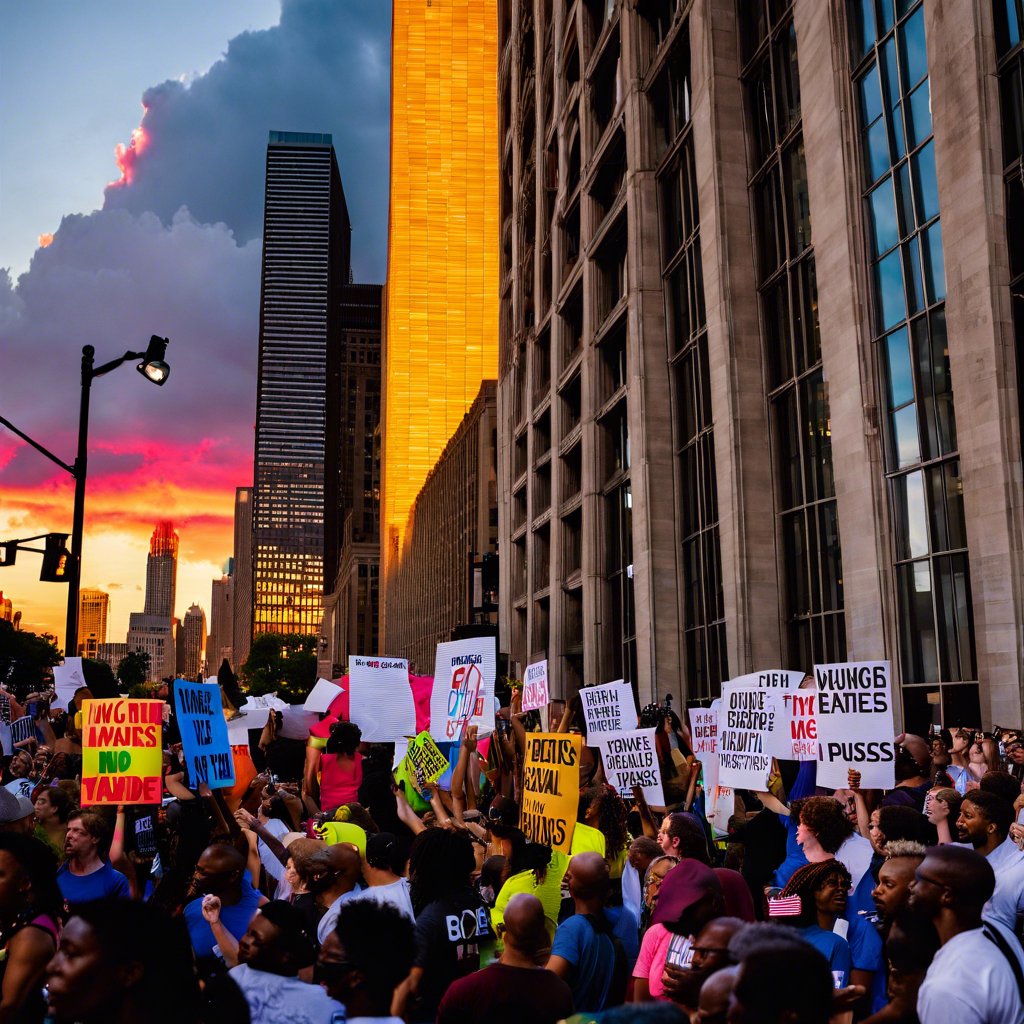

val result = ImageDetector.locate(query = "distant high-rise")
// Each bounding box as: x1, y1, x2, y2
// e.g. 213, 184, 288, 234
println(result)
143, 522, 178, 619
381, 0, 500, 648
76, 588, 109, 659
252, 131, 350, 638
232, 486, 254, 669
208, 573, 234, 674
179, 604, 206, 680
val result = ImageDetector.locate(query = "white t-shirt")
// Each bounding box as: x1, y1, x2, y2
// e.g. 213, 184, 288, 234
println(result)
317, 888, 360, 946
986, 837, 1024, 933
349, 878, 415, 920
229, 963, 343, 1024
836, 832, 874, 893
621, 860, 643, 922
917, 922, 1024, 1024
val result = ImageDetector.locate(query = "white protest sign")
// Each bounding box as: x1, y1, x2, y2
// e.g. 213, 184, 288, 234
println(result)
52, 658, 86, 712
348, 656, 415, 742
599, 728, 665, 805
522, 660, 549, 712
304, 678, 344, 714
688, 706, 719, 755
701, 752, 733, 838
814, 661, 895, 789
729, 670, 805, 691
226, 715, 254, 745
430, 637, 497, 742
780, 685, 818, 761
717, 687, 781, 790
278, 705, 320, 740
581, 680, 637, 739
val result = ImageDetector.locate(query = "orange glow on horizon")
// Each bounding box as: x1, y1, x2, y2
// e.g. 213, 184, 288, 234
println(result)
38, 233, 53, 249
383, 0, 499, 577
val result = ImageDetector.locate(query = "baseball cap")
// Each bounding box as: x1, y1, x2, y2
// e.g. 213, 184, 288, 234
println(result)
0, 788, 34, 824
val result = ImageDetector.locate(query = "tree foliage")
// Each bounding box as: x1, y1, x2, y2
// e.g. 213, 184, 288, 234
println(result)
0, 620, 61, 700
116, 650, 151, 689
241, 633, 318, 702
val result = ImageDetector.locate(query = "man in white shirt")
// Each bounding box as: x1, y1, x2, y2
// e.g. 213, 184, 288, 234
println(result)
348, 832, 415, 920
230, 900, 343, 1024
909, 845, 1024, 1024
956, 790, 1024, 933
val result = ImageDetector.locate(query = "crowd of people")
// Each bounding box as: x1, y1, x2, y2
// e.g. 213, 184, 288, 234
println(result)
0, 666, 1023, 1024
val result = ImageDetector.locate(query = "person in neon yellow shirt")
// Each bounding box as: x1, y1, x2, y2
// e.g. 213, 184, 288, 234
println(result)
490, 828, 569, 942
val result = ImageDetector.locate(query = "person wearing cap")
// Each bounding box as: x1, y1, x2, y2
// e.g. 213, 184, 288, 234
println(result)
0, 788, 35, 836
56, 810, 130, 912
630, 859, 724, 1002
348, 832, 414, 920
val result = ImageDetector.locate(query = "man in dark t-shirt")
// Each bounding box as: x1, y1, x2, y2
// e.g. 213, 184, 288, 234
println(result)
438, 893, 572, 1024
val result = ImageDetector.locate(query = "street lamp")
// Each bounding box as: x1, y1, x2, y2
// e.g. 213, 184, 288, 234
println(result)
0, 336, 171, 656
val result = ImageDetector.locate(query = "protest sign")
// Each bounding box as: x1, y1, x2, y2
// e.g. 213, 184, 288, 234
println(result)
814, 661, 895, 789
521, 733, 582, 854
52, 657, 86, 712
279, 705, 320, 740
173, 679, 235, 790
729, 669, 805, 691
404, 730, 449, 784
430, 637, 497, 742
349, 656, 415, 742
688, 706, 719, 755
599, 728, 665, 805
522, 660, 549, 713
702, 753, 733, 838
780, 686, 818, 761
717, 687, 781, 790
580, 680, 637, 738
304, 678, 344, 714
81, 699, 162, 805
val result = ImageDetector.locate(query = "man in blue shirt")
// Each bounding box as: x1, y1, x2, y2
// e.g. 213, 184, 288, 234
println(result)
184, 842, 264, 961
56, 810, 131, 911
547, 851, 637, 1012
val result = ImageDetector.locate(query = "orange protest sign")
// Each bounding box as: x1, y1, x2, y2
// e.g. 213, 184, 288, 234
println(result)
521, 732, 582, 855
81, 699, 163, 806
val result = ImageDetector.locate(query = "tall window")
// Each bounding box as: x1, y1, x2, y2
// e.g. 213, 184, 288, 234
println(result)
850, 0, 977, 729
994, 1, 1024, 467
651, 27, 728, 700
741, 1, 846, 671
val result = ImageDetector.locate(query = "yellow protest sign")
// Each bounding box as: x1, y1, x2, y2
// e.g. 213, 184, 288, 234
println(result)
521, 732, 582, 854
405, 730, 449, 783
81, 699, 163, 806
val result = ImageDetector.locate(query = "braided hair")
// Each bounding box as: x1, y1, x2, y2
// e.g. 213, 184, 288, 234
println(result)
776, 859, 852, 927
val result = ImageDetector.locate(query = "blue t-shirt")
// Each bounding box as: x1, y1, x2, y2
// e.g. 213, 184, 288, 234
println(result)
799, 925, 853, 988
550, 907, 637, 1012
184, 878, 263, 959
848, 914, 886, 1012
57, 861, 131, 909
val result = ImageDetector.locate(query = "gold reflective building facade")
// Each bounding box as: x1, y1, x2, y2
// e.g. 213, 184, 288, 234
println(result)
382, 0, 501, 638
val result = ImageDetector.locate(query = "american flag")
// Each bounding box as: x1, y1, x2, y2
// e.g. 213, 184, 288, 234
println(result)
767, 895, 803, 918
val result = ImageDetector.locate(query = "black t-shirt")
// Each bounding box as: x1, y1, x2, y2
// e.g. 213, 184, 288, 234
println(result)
124, 806, 160, 859
412, 888, 494, 1023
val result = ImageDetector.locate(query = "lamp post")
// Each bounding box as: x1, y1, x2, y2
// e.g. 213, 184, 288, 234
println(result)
0, 336, 170, 656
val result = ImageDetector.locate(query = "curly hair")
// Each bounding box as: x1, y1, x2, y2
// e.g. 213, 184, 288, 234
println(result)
877, 805, 937, 848
326, 720, 362, 757
581, 784, 630, 858
777, 859, 852, 927
408, 827, 476, 914
792, 796, 854, 854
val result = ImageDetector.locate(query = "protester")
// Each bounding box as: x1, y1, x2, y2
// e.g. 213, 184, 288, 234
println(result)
312, 842, 364, 945
625, 836, 662, 923
56, 810, 130, 910
872, 840, 927, 924
31, 783, 72, 856
0, 790, 35, 838
491, 828, 563, 936
657, 812, 710, 863
547, 851, 637, 1012
909, 845, 1024, 1023
925, 787, 962, 845
230, 901, 343, 1023
660, 915, 745, 1011
729, 941, 835, 1024
316, 721, 364, 813
185, 842, 264, 963
863, 913, 940, 1024
438, 893, 573, 1023
318, 899, 414, 1022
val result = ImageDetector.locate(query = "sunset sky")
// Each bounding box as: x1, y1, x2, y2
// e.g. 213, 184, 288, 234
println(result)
1, 0, 391, 649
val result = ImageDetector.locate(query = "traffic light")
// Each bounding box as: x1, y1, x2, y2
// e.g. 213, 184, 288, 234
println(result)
0, 543, 15, 567
40, 534, 71, 583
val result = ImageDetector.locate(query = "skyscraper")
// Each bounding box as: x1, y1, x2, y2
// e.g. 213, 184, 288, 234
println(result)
208, 572, 234, 674
76, 588, 109, 659
381, 0, 500, 644
252, 132, 350, 639
232, 486, 253, 669
179, 603, 207, 680
143, 522, 178, 619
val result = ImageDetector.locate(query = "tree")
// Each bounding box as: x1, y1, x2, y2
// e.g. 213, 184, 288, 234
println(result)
0, 620, 61, 700
241, 633, 318, 702
116, 650, 151, 689
82, 658, 120, 699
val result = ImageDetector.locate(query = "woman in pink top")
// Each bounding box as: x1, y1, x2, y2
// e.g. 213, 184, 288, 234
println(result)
318, 721, 364, 812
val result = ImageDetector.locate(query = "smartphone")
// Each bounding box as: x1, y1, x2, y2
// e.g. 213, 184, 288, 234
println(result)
27, 702, 38, 719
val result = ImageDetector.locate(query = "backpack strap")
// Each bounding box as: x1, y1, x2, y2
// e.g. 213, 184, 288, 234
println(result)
983, 922, 1024, 1002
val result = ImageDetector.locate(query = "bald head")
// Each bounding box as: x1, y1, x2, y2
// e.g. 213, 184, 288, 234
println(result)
901, 734, 931, 772
921, 846, 995, 910
309, 842, 362, 894
202, 843, 245, 872
698, 965, 738, 1022
568, 851, 609, 901
503, 893, 549, 956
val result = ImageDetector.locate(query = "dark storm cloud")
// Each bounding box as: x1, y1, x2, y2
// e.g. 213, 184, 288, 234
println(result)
102, 0, 391, 282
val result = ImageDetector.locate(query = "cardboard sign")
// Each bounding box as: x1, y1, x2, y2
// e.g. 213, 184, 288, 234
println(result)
688, 706, 719, 755
781, 687, 818, 761
348, 657, 415, 742
52, 657, 86, 712
581, 680, 637, 738
717, 687, 781, 790
304, 678, 344, 714
814, 661, 895, 789
430, 637, 497, 742
404, 730, 449, 784
81, 699, 163, 806
522, 732, 582, 854
173, 679, 235, 790
599, 728, 664, 805
522, 660, 549, 712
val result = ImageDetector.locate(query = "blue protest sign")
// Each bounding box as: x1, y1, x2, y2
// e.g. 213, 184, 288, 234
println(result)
173, 679, 235, 789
